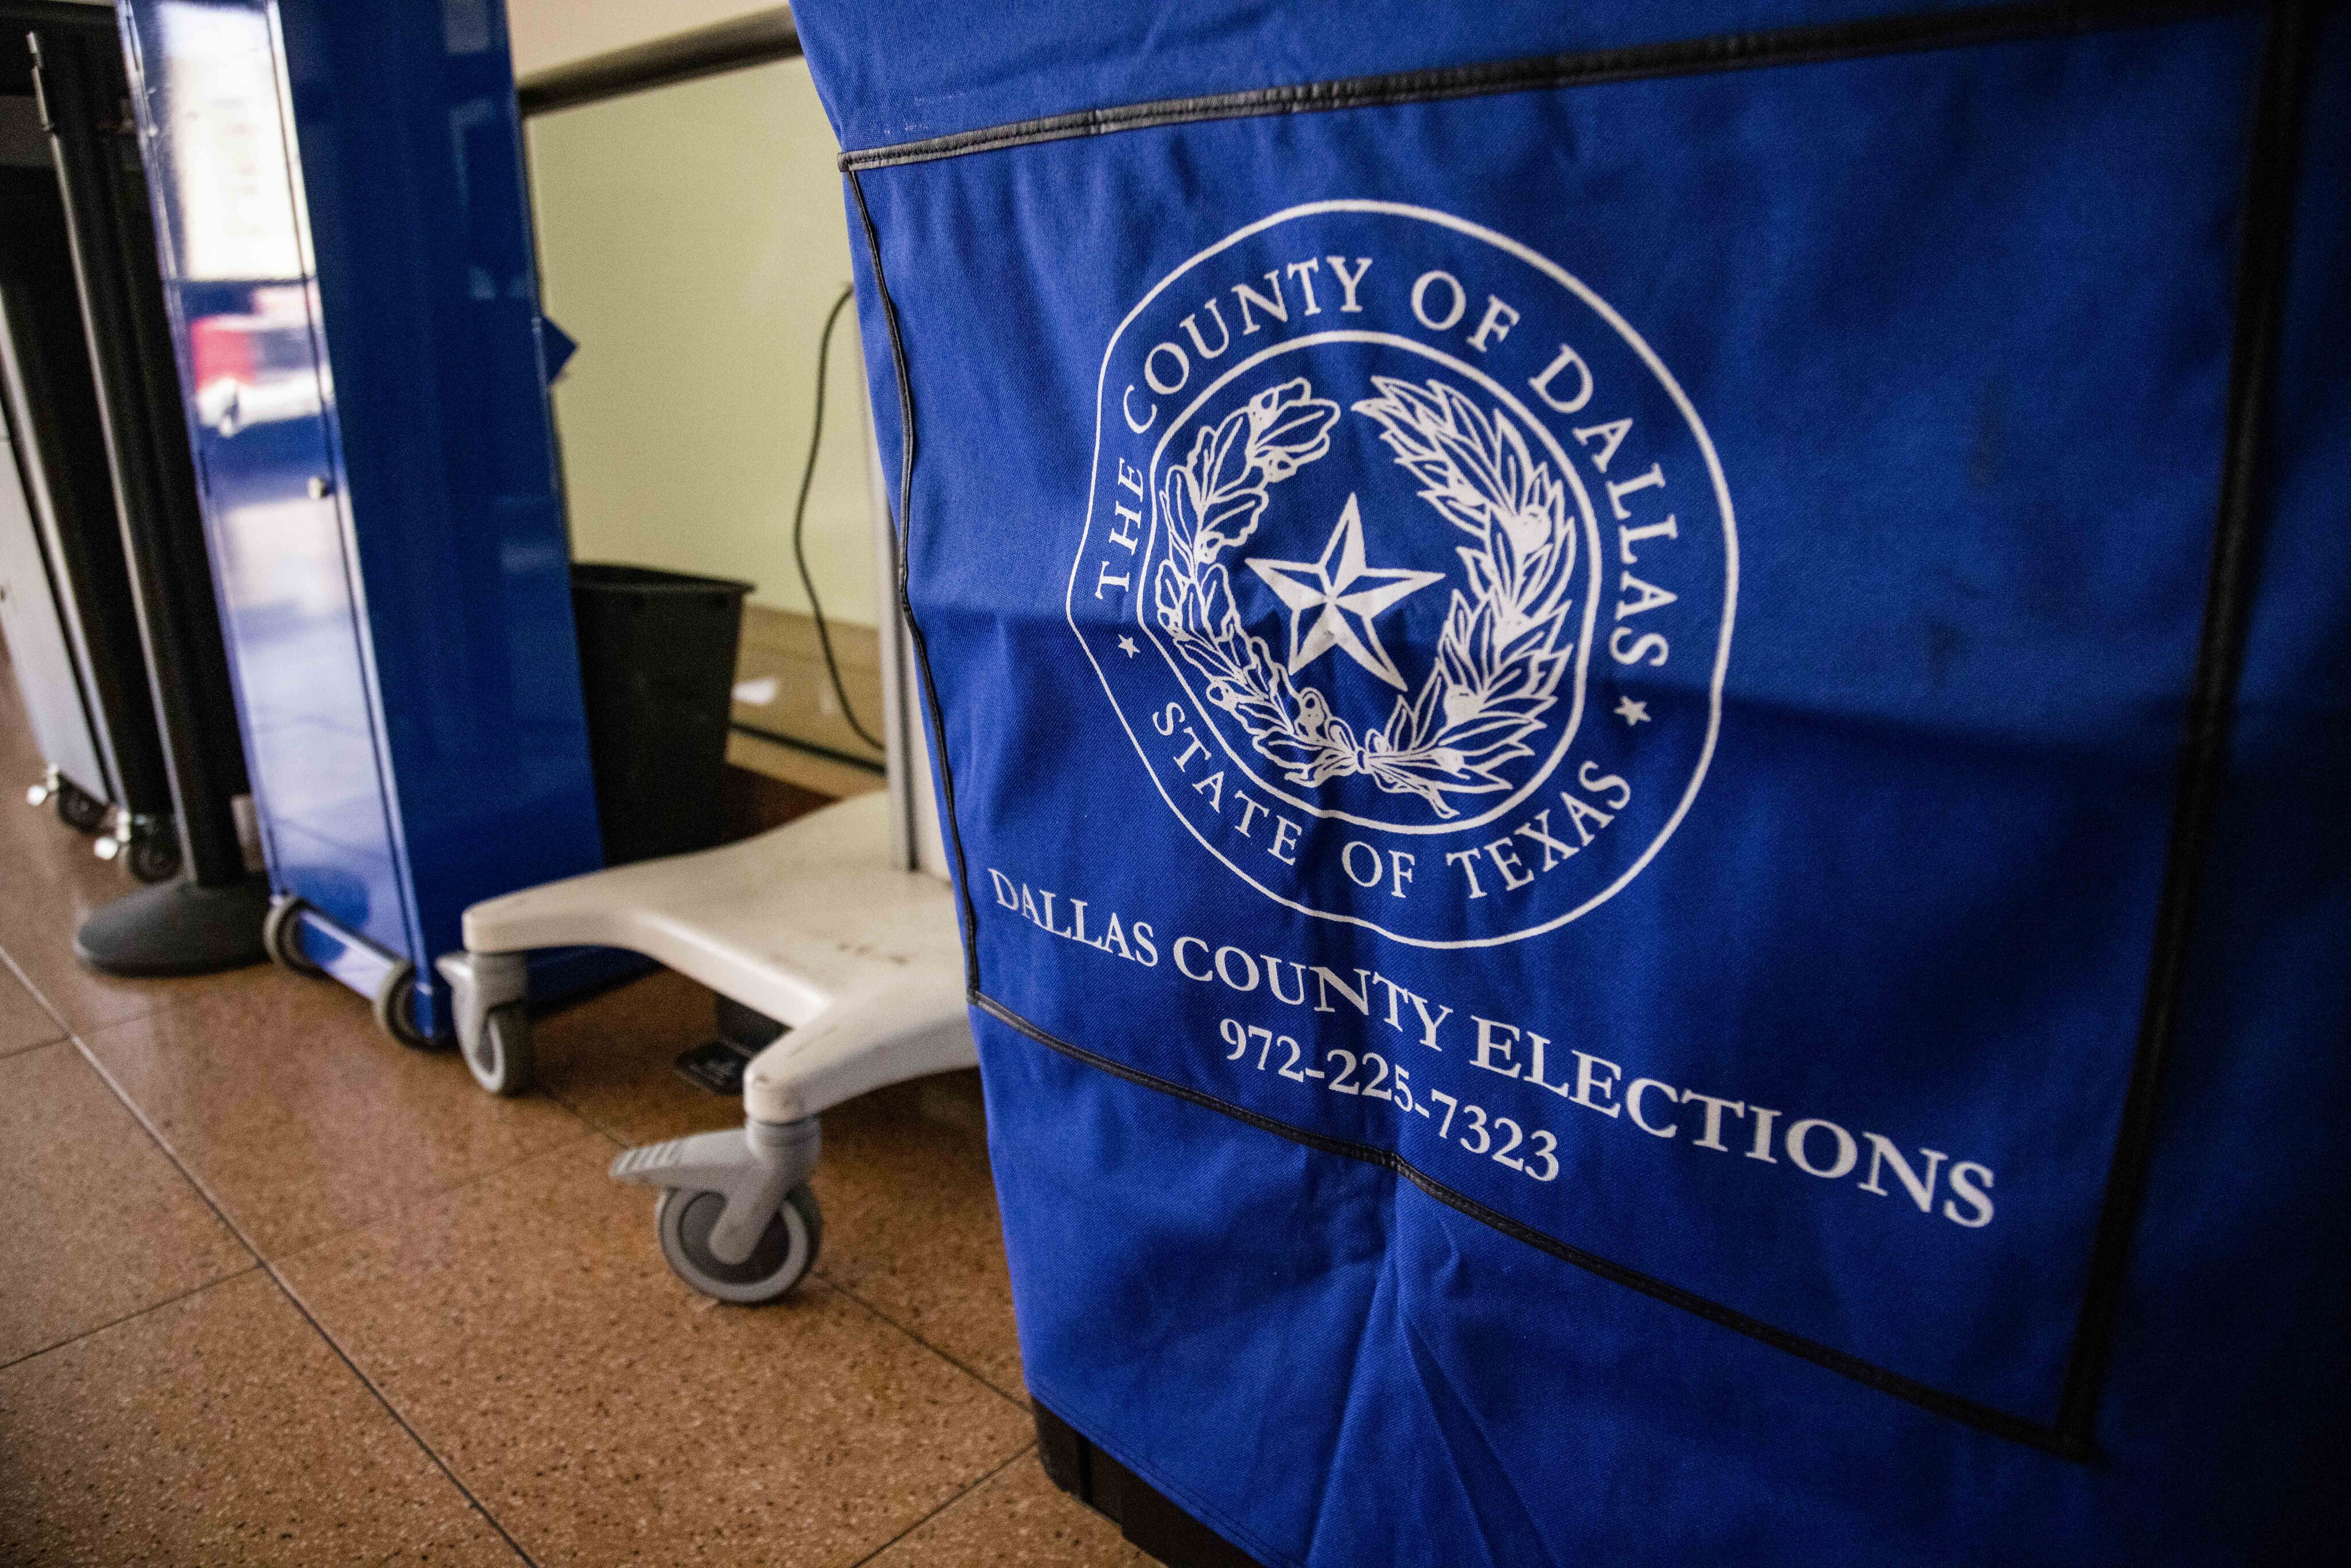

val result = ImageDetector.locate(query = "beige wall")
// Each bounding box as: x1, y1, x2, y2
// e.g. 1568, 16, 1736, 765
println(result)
526, 54, 876, 627
505, 0, 781, 79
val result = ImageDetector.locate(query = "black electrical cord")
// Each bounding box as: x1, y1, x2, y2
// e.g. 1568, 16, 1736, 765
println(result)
792, 282, 884, 754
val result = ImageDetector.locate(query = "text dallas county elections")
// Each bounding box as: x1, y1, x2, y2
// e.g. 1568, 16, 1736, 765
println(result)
987, 867, 1996, 1231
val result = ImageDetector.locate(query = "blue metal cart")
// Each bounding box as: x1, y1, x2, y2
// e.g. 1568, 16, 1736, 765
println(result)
116, 0, 614, 1039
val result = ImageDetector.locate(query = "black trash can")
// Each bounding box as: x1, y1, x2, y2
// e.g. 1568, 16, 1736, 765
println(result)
570, 562, 755, 867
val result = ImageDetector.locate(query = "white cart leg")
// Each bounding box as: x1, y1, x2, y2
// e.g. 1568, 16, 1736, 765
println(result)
739, 970, 977, 1125
611, 969, 973, 1306
435, 950, 533, 1095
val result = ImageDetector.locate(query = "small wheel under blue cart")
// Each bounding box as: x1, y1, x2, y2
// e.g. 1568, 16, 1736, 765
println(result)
119, 0, 629, 1043
261, 895, 433, 1051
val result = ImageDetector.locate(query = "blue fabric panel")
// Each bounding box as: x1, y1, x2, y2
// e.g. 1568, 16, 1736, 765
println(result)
813, 0, 2349, 1559
800, 0, 2007, 148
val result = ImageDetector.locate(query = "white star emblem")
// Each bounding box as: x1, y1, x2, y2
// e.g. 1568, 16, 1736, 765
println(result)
1615, 696, 1650, 726
1116, 635, 1138, 658
1246, 495, 1441, 690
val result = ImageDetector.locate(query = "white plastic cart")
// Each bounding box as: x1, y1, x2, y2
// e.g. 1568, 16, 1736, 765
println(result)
437, 444, 976, 1303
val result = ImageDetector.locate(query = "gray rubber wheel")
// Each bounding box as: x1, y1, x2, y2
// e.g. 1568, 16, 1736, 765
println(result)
371, 962, 437, 1050
655, 1183, 821, 1305
464, 1002, 534, 1096
262, 898, 324, 976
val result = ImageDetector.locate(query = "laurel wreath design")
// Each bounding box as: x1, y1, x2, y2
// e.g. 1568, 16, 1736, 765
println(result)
1152, 374, 1579, 818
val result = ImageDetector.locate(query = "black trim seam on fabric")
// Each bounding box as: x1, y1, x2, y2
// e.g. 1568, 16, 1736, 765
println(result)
972, 991, 2071, 1455
839, 0, 2313, 1460
2052, 0, 2314, 1453
845, 167, 985, 992
836, 0, 2243, 170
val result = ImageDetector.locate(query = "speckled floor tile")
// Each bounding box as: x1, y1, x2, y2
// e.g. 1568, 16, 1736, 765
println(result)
534, 971, 1025, 1399
375, 1510, 528, 1566
0, 955, 65, 1058
0, 658, 256, 1039
815, 1072, 1026, 1400
0, 812, 236, 1041
865, 1452, 1153, 1568
79, 965, 589, 1257
276, 1136, 1035, 1567
0, 1271, 504, 1567
531, 966, 741, 1146
0, 1042, 253, 1366
534, 965, 1023, 1396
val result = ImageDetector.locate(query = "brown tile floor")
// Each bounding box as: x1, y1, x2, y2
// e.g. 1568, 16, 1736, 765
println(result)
0, 645, 1150, 1567
0, 958, 67, 1058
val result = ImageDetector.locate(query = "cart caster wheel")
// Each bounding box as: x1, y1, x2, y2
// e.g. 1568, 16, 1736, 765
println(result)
262, 898, 324, 976
53, 780, 106, 835
655, 1182, 821, 1305
464, 1002, 534, 1096
372, 962, 438, 1050
125, 833, 180, 884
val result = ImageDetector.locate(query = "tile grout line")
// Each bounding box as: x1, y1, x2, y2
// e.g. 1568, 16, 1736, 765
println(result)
0, 945, 53, 1011
533, 1067, 736, 1152
0, 941, 171, 1044
0, 945, 75, 1046
844, 1441, 1039, 1568
62, 992, 605, 1270
266, 1260, 545, 1568
28, 942, 1017, 1564
63, 1030, 544, 1568
0, 1263, 265, 1374
67, 1034, 271, 1262
0, 1032, 72, 1065
813, 1269, 1033, 1411
540, 1090, 634, 1151
0, 1035, 71, 1061
260, 1121, 615, 1274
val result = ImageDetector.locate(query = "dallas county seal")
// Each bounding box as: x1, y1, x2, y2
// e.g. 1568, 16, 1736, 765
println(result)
1068, 201, 1736, 948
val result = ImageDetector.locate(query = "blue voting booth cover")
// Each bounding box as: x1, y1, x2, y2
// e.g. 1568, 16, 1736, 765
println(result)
793, 2, 2349, 1561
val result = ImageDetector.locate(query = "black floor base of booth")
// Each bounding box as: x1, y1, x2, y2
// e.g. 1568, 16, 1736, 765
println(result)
1034, 1403, 1263, 1568
73, 874, 269, 977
